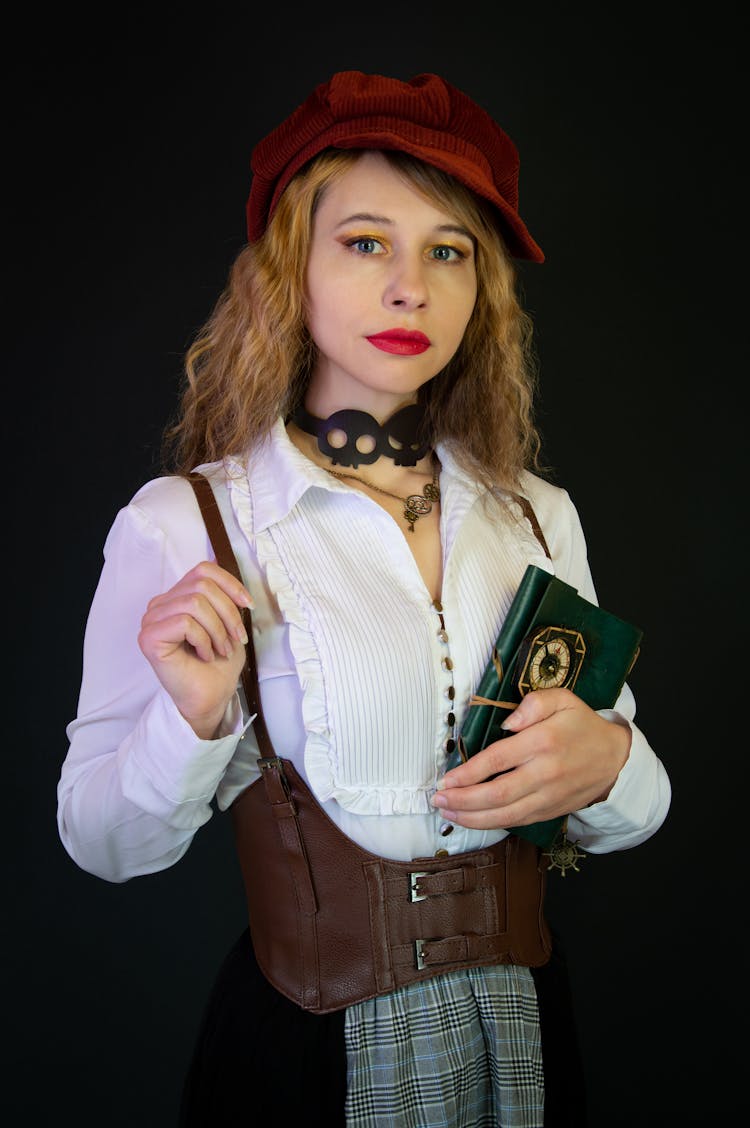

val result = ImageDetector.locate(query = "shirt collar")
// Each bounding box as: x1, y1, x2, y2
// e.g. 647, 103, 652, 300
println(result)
242, 418, 334, 532
240, 418, 486, 535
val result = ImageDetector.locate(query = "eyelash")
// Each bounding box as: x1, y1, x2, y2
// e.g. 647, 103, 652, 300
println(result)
343, 236, 468, 262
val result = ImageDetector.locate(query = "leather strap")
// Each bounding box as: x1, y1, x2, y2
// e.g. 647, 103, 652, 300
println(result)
512, 492, 551, 559
188, 473, 319, 944
188, 473, 274, 759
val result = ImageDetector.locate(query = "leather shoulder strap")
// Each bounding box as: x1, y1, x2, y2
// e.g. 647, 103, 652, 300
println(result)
510, 492, 551, 559
187, 472, 275, 759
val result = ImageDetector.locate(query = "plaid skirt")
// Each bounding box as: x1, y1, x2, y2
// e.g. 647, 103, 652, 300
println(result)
179, 928, 586, 1127
344, 963, 542, 1126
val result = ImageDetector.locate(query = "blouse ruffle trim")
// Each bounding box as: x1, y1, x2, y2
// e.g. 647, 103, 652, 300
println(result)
226, 457, 435, 816
225, 456, 556, 817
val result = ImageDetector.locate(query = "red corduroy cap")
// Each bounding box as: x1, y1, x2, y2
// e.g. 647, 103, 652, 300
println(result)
246, 71, 544, 262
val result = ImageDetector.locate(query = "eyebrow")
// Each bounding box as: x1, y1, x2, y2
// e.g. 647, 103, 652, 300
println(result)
334, 212, 473, 239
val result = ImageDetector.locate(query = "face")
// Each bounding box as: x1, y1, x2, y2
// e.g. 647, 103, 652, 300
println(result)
304, 151, 477, 417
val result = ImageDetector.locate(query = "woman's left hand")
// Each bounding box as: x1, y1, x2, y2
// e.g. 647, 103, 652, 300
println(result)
430, 688, 631, 830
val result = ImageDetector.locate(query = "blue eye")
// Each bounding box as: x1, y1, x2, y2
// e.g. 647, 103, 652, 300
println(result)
431, 245, 464, 262
347, 236, 386, 255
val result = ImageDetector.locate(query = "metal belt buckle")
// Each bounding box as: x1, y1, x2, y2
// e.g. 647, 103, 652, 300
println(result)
415, 940, 428, 970
409, 871, 429, 902
259, 757, 282, 772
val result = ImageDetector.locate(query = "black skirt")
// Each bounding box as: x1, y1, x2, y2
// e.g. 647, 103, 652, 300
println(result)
178, 928, 586, 1127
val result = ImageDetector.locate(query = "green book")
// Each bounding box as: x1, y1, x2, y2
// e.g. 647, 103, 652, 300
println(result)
450, 565, 643, 849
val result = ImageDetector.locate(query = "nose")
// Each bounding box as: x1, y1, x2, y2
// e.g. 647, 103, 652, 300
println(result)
382, 255, 429, 311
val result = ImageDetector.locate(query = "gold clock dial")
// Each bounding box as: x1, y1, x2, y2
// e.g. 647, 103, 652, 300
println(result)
528, 636, 572, 688
516, 625, 586, 696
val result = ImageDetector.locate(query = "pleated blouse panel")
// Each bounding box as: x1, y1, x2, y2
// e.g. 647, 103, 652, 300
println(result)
224, 436, 552, 821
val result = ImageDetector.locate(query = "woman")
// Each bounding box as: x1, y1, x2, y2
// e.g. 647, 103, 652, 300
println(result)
58, 71, 671, 1127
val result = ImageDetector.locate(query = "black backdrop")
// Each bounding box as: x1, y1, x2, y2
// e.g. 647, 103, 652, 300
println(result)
9, 8, 743, 1126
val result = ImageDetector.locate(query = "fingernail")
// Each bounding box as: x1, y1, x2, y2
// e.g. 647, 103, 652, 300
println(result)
431, 792, 447, 808
235, 624, 249, 644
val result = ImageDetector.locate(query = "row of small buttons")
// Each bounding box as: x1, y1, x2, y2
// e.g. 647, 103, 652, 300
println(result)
433, 599, 455, 846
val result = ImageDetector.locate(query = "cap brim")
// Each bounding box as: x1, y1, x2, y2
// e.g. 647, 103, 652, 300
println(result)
249, 127, 544, 262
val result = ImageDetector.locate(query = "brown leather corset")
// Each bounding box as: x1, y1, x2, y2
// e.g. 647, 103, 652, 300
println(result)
189, 473, 552, 1014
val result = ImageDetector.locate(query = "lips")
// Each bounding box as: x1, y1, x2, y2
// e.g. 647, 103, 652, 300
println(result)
366, 329, 431, 356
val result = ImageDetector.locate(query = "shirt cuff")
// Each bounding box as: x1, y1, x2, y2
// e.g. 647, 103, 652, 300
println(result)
567, 716, 668, 851
118, 690, 246, 826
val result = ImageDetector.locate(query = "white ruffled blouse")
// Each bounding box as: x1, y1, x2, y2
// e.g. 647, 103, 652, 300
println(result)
58, 419, 670, 881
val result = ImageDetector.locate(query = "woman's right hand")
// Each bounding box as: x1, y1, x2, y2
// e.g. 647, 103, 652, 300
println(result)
137, 561, 254, 739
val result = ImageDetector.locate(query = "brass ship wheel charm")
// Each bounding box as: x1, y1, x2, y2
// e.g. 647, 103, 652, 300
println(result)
543, 822, 586, 877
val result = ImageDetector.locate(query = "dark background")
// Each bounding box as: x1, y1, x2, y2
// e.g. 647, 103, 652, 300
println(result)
9, 7, 742, 1126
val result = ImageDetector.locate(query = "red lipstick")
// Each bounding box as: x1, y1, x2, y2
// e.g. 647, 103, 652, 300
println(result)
366, 329, 431, 356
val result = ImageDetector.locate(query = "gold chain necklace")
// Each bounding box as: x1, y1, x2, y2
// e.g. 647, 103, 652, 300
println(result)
323, 462, 440, 532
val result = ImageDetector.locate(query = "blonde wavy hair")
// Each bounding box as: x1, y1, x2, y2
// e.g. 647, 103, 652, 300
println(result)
162, 149, 544, 490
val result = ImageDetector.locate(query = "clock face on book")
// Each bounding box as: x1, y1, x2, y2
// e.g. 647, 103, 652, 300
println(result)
516, 626, 586, 694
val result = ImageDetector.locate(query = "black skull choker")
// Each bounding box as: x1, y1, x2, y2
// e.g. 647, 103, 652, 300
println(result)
289, 403, 431, 468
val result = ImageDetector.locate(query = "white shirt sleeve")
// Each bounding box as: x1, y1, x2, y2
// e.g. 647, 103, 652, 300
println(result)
57, 481, 246, 882
522, 475, 671, 851
567, 691, 671, 852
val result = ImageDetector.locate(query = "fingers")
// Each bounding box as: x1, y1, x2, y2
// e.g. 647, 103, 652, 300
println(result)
140, 608, 237, 664
141, 561, 253, 662
143, 595, 243, 662
439, 689, 578, 790
137, 562, 255, 734
432, 736, 550, 829
500, 687, 577, 734
430, 689, 625, 830
146, 560, 254, 618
